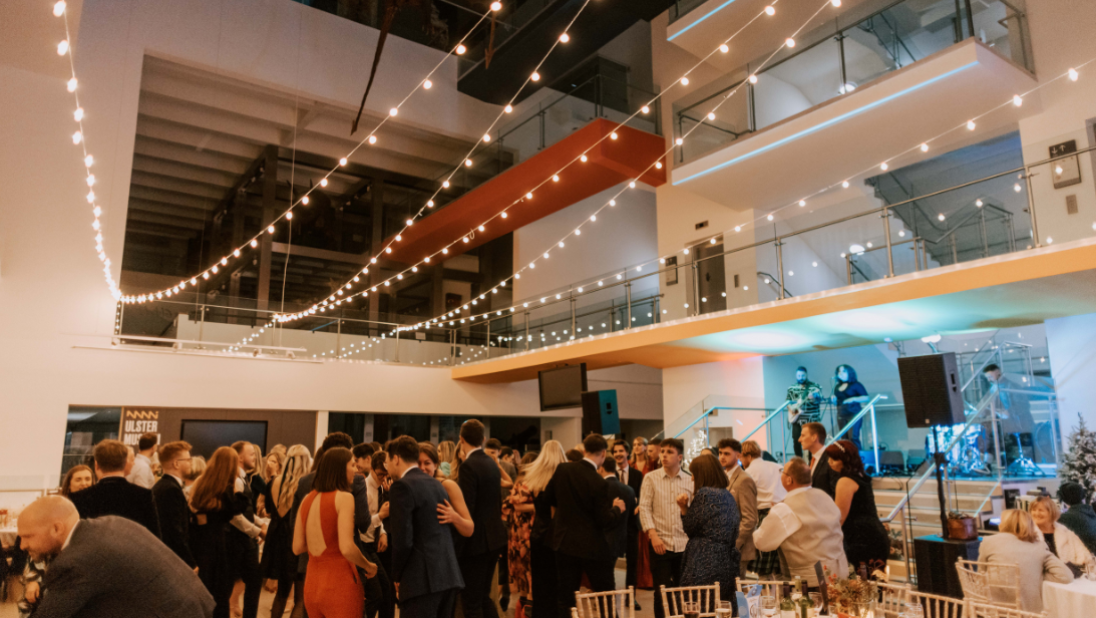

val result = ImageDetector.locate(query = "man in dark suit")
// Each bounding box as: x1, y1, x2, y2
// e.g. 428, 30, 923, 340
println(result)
799, 422, 838, 497
385, 435, 464, 618
611, 440, 643, 609
454, 420, 507, 618
598, 458, 635, 560
70, 439, 160, 538
543, 434, 626, 618
18, 496, 213, 618
151, 440, 197, 570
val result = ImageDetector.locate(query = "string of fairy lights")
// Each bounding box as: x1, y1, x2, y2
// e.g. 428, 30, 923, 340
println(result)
255, 0, 803, 335
386, 24, 1096, 348
52, 0, 498, 304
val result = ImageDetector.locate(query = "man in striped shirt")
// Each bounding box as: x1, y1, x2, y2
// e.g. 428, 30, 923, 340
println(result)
639, 438, 693, 618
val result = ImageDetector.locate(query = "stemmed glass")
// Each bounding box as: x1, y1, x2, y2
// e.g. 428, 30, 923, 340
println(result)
760, 596, 777, 618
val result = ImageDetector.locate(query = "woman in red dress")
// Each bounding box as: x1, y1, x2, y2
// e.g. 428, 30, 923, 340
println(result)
293, 447, 377, 618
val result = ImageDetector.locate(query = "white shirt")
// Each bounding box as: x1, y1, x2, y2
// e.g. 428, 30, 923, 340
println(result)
360, 474, 387, 543
808, 448, 824, 473
62, 520, 80, 551
752, 486, 810, 551
745, 458, 786, 509
617, 463, 632, 487
639, 466, 693, 553
582, 457, 600, 472
126, 453, 155, 489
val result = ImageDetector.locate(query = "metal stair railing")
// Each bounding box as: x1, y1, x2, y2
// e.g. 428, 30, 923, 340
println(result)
826, 394, 889, 474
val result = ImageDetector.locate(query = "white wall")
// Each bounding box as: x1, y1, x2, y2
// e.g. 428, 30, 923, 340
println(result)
1045, 313, 1096, 444
662, 356, 766, 449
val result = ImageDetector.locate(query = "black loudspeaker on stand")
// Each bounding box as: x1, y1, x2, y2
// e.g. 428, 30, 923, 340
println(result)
581, 390, 621, 437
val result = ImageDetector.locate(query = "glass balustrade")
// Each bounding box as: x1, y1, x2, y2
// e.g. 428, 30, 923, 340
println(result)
674, 0, 1033, 164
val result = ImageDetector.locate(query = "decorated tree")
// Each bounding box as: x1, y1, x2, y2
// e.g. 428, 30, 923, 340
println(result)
1061, 413, 1096, 503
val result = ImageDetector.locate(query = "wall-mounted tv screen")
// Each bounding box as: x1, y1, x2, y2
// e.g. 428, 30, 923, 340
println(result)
539, 364, 588, 411
181, 420, 268, 458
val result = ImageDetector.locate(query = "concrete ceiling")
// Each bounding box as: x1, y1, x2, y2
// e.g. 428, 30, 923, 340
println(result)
450, 237, 1096, 383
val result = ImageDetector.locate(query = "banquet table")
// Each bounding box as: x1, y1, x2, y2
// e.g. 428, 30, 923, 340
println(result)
1043, 578, 1096, 616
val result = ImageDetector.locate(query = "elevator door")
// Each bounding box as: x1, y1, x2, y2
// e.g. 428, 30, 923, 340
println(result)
696, 241, 727, 314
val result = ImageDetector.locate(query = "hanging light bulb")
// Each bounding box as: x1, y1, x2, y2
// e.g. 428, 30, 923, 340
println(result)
921, 143, 929, 153
531, 71, 541, 82
655, 161, 663, 169
491, 1, 502, 10
785, 38, 796, 48
465, 159, 473, 167
57, 40, 69, 55
748, 74, 758, 84
504, 104, 513, 113
559, 33, 570, 43
85, 154, 94, 167
880, 162, 889, 171
423, 79, 432, 90
319, 178, 328, 187
641, 105, 650, 114
680, 76, 690, 86
1069, 68, 1079, 82
301, 196, 310, 205
456, 44, 467, 55
842, 180, 850, 188
611, 131, 619, 140
368, 135, 377, 145
67, 77, 77, 92
251, 239, 258, 248
719, 44, 729, 53
1013, 94, 1023, 107
53, 1, 66, 17
339, 157, 348, 166
552, 174, 560, 182
764, 5, 775, 15
967, 120, 976, 131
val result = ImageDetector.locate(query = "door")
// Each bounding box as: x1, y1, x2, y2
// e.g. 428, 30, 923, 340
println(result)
695, 240, 727, 314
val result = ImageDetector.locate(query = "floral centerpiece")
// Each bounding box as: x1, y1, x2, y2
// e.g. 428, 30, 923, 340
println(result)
824, 567, 877, 617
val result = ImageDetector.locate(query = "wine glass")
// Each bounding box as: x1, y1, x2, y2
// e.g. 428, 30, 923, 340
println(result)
715, 599, 734, 618
808, 593, 823, 617
760, 596, 777, 618
683, 601, 700, 618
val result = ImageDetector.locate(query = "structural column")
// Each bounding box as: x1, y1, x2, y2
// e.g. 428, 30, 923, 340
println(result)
256, 145, 278, 311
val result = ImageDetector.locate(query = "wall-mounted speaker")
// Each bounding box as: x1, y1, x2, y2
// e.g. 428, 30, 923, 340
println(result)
581, 390, 621, 437
898, 353, 966, 428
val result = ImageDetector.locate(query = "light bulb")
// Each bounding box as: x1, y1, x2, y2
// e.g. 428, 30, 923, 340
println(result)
526, 192, 533, 199
84, 154, 94, 167
395, 234, 402, 241
389, 107, 398, 117
552, 174, 560, 182
767, 214, 774, 221
427, 200, 435, 207
72, 131, 82, 144
320, 178, 328, 187
531, 72, 541, 82
58, 40, 69, 55
1014, 183, 1022, 193
1069, 68, 1079, 82
478, 225, 485, 232
976, 199, 984, 207
251, 239, 258, 248
611, 131, 619, 140
482, 133, 491, 143
559, 33, 570, 43
67, 77, 77, 92
339, 157, 348, 166
832, 0, 841, 5
641, 105, 650, 114
86, 190, 94, 203
368, 135, 377, 145
504, 104, 513, 113
842, 180, 850, 188
590, 215, 597, 222
558, 241, 564, 248
286, 211, 296, 221
680, 76, 690, 86
574, 228, 580, 235
764, 5, 775, 15
967, 120, 976, 131
734, 225, 741, 232
880, 162, 889, 171
501, 211, 508, 218
655, 161, 663, 169
1013, 94, 1023, 107
456, 44, 466, 55
675, 137, 683, 146
708, 112, 716, 120
53, 1, 66, 17
719, 44, 729, 53
301, 196, 310, 205
268, 225, 275, 233
465, 159, 473, 167
938, 213, 946, 221
442, 180, 450, 188
748, 74, 758, 84
786, 38, 796, 48
491, 1, 502, 10
463, 237, 470, 243
798, 200, 806, 207
609, 199, 616, 206
406, 219, 414, 226
921, 143, 929, 153
580, 154, 587, 163
233, 249, 241, 257
86, 174, 95, 186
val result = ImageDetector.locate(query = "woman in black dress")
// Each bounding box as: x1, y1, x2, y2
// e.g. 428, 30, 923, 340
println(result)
677, 454, 740, 612
189, 446, 249, 618
824, 440, 890, 576
263, 444, 312, 618
521, 440, 568, 618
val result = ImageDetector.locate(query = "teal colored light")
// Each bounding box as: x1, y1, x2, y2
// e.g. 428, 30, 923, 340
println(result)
674, 61, 980, 185
668, 0, 740, 42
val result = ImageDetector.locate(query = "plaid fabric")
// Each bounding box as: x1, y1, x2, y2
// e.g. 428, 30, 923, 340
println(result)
748, 508, 781, 576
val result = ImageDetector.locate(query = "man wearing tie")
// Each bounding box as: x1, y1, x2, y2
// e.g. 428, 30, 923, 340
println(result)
385, 436, 464, 618
455, 420, 508, 618
798, 423, 838, 498
612, 440, 643, 608
362, 451, 395, 618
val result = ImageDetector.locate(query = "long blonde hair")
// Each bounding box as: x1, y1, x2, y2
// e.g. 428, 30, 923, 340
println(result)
1000, 508, 1040, 543
263, 449, 286, 483
438, 441, 456, 466
523, 440, 567, 494
275, 445, 312, 513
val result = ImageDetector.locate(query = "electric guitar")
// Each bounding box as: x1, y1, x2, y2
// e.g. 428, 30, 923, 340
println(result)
788, 398, 804, 424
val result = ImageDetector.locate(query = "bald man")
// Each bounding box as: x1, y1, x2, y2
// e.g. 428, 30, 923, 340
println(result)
18, 496, 214, 618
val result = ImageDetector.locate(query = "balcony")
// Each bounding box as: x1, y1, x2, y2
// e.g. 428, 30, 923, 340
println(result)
670, 0, 1035, 209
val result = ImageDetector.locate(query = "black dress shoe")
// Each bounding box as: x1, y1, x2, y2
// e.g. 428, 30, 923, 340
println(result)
634, 602, 642, 611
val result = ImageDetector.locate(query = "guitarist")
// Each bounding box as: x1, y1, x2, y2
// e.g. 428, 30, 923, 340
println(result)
786, 366, 823, 458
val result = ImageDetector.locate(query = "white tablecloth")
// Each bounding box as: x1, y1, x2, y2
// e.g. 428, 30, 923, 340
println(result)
1043, 578, 1096, 617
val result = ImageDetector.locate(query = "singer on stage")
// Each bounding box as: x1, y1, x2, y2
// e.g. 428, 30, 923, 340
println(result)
785, 367, 822, 458
832, 365, 870, 451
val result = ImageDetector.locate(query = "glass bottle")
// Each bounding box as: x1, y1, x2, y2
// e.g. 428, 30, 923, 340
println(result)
780, 583, 796, 618
797, 580, 812, 618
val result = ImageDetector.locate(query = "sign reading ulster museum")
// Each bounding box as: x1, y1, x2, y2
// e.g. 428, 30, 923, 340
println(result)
119, 408, 161, 447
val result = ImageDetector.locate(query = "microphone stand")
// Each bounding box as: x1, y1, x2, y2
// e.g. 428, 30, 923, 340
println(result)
932, 424, 949, 537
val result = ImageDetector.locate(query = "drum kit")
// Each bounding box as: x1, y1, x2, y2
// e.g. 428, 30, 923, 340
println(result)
925, 423, 991, 476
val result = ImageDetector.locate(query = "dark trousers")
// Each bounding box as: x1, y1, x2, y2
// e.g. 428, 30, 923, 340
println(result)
498, 544, 511, 599
400, 587, 458, 618
555, 552, 616, 618
459, 551, 502, 618
791, 421, 804, 458
362, 541, 396, 618
229, 532, 262, 618
650, 550, 684, 618
838, 412, 864, 451
624, 529, 639, 590
530, 542, 558, 618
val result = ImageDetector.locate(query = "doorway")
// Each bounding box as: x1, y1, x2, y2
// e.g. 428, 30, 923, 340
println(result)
694, 239, 727, 314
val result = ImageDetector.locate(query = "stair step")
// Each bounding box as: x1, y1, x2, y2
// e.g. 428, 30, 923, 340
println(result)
874, 492, 995, 512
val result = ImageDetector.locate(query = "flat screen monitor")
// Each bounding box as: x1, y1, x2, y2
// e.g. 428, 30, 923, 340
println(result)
539, 364, 588, 411
181, 420, 268, 458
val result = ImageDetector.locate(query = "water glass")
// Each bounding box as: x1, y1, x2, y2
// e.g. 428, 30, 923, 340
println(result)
760, 596, 777, 618
808, 593, 823, 617
716, 600, 734, 618
683, 601, 701, 618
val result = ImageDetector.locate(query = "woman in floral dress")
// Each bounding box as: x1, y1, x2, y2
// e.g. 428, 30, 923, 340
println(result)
503, 465, 535, 616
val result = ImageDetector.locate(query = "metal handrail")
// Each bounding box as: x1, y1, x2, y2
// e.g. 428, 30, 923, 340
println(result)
757, 271, 793, 298
740, 401, 793, 443
826, 394, 888, 472
672, 405, 776, 440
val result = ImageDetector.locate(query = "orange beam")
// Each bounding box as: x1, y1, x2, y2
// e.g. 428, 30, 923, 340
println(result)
386, 118, 666, 263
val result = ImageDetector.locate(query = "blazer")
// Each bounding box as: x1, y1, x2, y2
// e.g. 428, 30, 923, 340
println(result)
542, 460, 624, 561
604, 475, 636, 558
35, 516, 214, 618
727, 466, 758, 563
70, 476, 161, 539
151, 474, 196, 567
809, 451, 838, 498
978, 531, 1073, 612
388, 467, 465, 600
618, 464, 644, 528
455, 449, 507, 557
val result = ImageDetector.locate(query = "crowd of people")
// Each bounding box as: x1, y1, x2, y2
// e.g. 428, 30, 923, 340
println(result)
12, 420, 1096, 618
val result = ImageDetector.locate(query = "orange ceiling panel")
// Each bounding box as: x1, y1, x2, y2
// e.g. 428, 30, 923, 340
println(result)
386, 118, 666, 263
